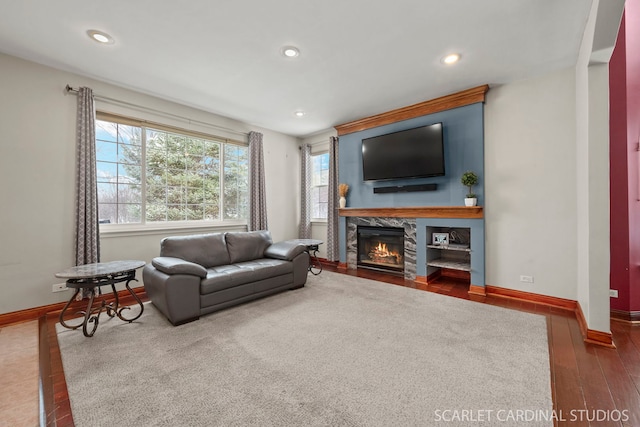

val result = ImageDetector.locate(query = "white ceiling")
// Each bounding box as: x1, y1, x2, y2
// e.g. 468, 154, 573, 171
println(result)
0, 1, 595, 137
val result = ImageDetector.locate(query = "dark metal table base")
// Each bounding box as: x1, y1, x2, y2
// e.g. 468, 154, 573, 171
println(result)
59, 270, 144, 337
306, 244, 322, 275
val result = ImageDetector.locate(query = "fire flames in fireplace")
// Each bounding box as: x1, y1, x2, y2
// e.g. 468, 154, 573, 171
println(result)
357, 225, 405, 274
368, 242, 403, 266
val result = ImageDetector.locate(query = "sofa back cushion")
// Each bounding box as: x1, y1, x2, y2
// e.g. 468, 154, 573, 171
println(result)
160, 233, 230, 268
225, 230, 273, 263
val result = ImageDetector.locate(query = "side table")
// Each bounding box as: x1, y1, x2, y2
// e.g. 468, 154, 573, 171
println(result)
55, 260, 145, 337
286, 239, 323, 275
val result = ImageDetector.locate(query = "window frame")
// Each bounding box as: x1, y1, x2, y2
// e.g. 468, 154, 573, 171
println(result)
95, 112, 249, 234
310, 151, 330, 222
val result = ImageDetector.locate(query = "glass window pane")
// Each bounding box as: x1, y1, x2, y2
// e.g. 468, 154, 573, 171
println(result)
204, 204, 219, 220
118, 184, 141, 204
186, 205, 204, 221
167, 186, 183, 204
98, 203, 117, 224
167, 205, 186, 221
97, 182, 117, 203
146, 131, 166, 151
310, 153, 330, 220
146, 204, 167, 222
312, 203, 322, 219
318, 185, 328, 203
186, 187, 204, 204
118, 143, 141, 165
320, 169, 329, 186
146, 185, 166, 204
117, 124, 140, 145
118, 164, 141, 184
204, 186, 219, 205
97, 162, 117, 182
96, 121, 118, 143
118, 204, 141, 223
96, 141, 117, 162
146, 148, 166, 170
320, 153, 329, 169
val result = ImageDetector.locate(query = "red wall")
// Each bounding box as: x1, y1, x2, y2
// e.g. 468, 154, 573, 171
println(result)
610, 0, 640, 313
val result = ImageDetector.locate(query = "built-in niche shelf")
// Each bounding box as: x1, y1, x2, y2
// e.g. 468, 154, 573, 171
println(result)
427, 227, 472, 278
426, 244, 470, 252
426, 257, 471, 272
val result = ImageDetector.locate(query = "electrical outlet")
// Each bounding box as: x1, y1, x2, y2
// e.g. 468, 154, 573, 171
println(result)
52, 283, 68, 293
520, 275, 534, 283
609, 289, 619, 298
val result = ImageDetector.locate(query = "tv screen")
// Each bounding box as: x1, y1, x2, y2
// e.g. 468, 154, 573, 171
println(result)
361, 123, 445, 181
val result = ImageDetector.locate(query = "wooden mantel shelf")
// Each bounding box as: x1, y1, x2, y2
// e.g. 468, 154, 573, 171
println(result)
338, 206, 483, 219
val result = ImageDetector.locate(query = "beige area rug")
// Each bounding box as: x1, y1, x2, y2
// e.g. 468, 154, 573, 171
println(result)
57, 271, 553, 427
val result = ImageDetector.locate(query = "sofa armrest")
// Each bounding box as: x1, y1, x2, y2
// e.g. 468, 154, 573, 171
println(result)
264, 241, 306, 261
151, 257, 207, 278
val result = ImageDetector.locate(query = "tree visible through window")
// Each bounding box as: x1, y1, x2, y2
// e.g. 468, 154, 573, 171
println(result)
95, 117, 248, 225
311, 153, 329, 219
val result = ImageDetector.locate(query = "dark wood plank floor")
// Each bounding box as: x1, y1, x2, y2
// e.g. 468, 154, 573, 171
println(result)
41, 266, 640, 426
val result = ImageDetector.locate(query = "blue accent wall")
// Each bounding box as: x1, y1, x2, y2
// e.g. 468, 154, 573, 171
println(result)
338, 102, 485, 286
339, 103, 484, 206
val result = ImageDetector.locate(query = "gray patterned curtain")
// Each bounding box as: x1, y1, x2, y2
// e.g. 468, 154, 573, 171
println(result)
299, 144, 311, 238
326, 136, 339, 261
74, 87, 100, 298
248, 131, 268, 231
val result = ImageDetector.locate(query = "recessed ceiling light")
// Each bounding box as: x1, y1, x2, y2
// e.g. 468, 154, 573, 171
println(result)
282, 46, 300, 58
87, 30, 114, 45
294, 110, 306, 117
442, 53, 461, 65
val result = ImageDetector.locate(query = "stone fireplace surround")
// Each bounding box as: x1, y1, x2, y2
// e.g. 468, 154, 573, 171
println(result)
347, 217, 417, 280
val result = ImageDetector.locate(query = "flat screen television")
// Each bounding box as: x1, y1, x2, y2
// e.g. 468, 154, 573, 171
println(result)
361, 123, 445, 181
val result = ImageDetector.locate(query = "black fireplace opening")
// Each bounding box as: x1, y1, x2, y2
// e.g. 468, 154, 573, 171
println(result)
357, 226, 404, 275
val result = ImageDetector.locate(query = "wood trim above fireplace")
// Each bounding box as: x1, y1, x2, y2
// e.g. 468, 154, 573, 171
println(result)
339, 206, 483, 219
334, 85, 489, 136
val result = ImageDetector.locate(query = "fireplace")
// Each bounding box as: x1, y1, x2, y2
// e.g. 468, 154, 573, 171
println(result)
357, 226, 404, 275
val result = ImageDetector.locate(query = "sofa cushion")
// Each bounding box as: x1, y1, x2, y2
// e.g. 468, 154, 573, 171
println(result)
160, 233, 230, 268
225, 230, 272, 263
200, 259, 292, 294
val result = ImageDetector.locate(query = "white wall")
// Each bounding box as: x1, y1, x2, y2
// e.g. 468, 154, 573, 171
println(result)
0, 53, 300, 314
485, 63, 612, 334
585, 63, 612, 333
575, 0, 613, 333
484, 68, 578, 300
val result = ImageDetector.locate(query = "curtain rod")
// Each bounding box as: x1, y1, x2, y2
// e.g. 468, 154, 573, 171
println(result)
65, 85, 248, 138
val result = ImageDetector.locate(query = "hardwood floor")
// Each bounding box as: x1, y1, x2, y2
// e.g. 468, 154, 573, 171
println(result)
0, 320, 39, 427
11, 267, 640, 426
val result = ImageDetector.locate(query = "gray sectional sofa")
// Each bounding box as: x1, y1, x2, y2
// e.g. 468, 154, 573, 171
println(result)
143, 230, 309, 325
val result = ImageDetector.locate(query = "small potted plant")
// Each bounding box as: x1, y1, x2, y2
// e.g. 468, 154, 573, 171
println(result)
338, 183, 349, 209
460, 171, 478, 207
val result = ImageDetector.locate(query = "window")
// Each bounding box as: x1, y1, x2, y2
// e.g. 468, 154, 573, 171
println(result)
95, 115, 248, 225
311, 152, 329, 219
